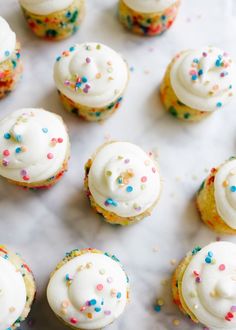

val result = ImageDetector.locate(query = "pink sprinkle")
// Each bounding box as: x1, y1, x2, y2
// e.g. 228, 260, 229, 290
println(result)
23, 175, 30, 181
64, 80, 70, 86
80, 306, 86, 312
86, 57, 91, 64
189, 70, 197, 76
104, 310, 111, 316
57, 138, 63, 143
152, 167, 156, 173
202, 52, 207, 57
231, 306, 236, 312
96, 284, 104, 291
141, 176, 147, 183
193, 270, 199, 276
47, 153, 54, 159
219, 264, 226, 271
20, 169, 28, 176
83, 88, 89, 94
70, 318, 78, 324
3, 149, 10, 157
124, 159, 130, 164
2, 159, 9, 167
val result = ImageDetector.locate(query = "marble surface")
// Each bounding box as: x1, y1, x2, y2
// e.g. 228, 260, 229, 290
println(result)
0, 0, 236, 329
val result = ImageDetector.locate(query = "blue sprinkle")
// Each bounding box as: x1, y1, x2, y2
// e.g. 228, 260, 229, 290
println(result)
16, 52, 20, 59
56, 56, 61, 62
192, 75, 198, 81
15, 147, 21, 153
205, 257, 212, 264
193, 58, 199, 64
208, 251, 213, 257
69, 46, 75, 52
42, 128, 48, 133
161, 15, 166, 21
94, 307, 101, 312
198, 69, 203, 76
82, 76, 88, 83
118, 97, 123, 102
65, 274, 71, 281
126, 186, 133, 193
230, 186, 236, 192
117, 292, 122, 299
154, 305, 161, 312
229, 84, 232, 89
90, 299, 97, 306
105, 198, 118, 207
65, 11, 71, 17
216, 102, 222, 108
76, 82, 82, 88
215, 59, 221, 67
4, 50, 10, 57
4, 255, 9, 259
4, 133, 11, 140
15, 135, 22, 142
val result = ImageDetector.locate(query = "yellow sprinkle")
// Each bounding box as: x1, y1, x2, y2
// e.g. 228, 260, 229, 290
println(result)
223, 180, 229, 187
157, 298, 164, 306
170, 259, 177, 266
61, 308, 67, 315
96, 73, 102, 79
173, 319, 180, 326
87, 313, 93, 319
61, 300, 69, 308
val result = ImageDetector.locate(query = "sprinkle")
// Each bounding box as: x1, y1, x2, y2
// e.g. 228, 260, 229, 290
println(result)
65, 274, 72, 282
107, 277, 113, 283
3, 150, 10, 157
82, 76, 88, 83
89, 299, 96, 306
61, 301, 69, 308
56, 56, 61, 62
104, 310, 111, 316
96, 284, 103, 291
231, 306, 236, 312
208, 251, 213, 257
42, 128, 48, 133
15, 147, 22, 153
95, 307, 101, 312
106, 171, 112, 177
4, 133, 11, 140
198, 69, 203, 76
86, 57, 91, 64
105, 198, 118, 207
173, 319, 180, 326
57, 138, 63, 143
4, 50, 10, 57
202, 52, 207, 57
154, 305, 161, 312
223, 180, 229, 187
157, 298, 164, 306
116, 292, 122, 299
141, 176, 147, 183
87, 313, 93, 319
192, 75, 198, 81
230, 186, 236, 192
69, 46, 75, 52
20, 169, 27, 177
96, 73, 102, 79
23, 175, 30, 181
124, 159, 130, 164
195, 276, 201, 283
126, 186, 133, 193
2, 159, 9, 167
205, 256, 212, 264
15, 135, 22, 142
47, 153, 54, 159
70, 318, 78, 324
99, 269, 105, 275
219, 264, 226, 271
216, 102, 222, 108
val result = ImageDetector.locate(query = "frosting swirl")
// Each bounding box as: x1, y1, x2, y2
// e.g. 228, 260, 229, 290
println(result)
0, 16, 16, 64
182, 242, 236, 329
88, 142, 161, 218
19, 0, 74, 15
170, 47, 236, 112
0, 108, 69, 183
54, 43, 129, 108
214, 158, 236, 229
47, 250, 129, 330
123, 0, 177, 13
0, 256, 26, 330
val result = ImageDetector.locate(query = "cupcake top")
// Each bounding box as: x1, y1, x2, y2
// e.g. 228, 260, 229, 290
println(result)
0, 108, 69, 184
88, 142, 161, 218
54, 43, 129, 108
0, 254, 26, 330
47, 249, 129, 330
182, 241, 236, 329
0, 17, 16, 64
214, 158, 236, 229
19, 0, 74, 15
123, 0, 177, 13
170, 47, 236, 112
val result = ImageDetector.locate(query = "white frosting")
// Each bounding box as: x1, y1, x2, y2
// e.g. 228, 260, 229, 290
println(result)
170, 47, 236, 112
47, 252, 129, 330
0, 256, 26, 330
214, 159, 236, 229
123, 0, 177, 13
19, 0, 74, 15
54, 43, 129, 108
88, 142, 161, 218
0, 16, 16, 64
182, 242, 236, 329
0, 108, 69, 184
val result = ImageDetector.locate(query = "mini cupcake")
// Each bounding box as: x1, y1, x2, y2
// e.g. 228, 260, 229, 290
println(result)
54, 42, 129, 121
84, 141, 161, 225
19, 0, 85, 40
47, 248, 130, 329
197, 158, 236, 235
160, 47, 236, 121
0, 108, 70, 189
0, 17, 22, 99
172, 241, 236, 329
0, 245, 36, 329
118, 0, 180, 36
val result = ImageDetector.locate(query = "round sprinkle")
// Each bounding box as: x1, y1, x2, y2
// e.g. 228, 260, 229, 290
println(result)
86, 57, 91, 64
57, 138, 63, 143
2, 159, 9, 167
3, 150, 10, 157
61, 301, 69, 308
4, 50, 10, 57
219, 264, 226, 271
90, 299, 96, 306
116, 292, 122, 299
157, 299, 164, 306
208, 251, 213, 257
47, 153, 54, 159
230, 186, 236, 192
141, 176, 147, 183
126, 186, 133, 193
15, 147, 21, 154
42, 128, 48, 133
70, 318, 78, 324
104, 310, 111, 315
173, 319, 180, 326
95, 307, 101, 312
23, 175, 30, 181
216, 102, 222, 108
205, 257, 212, 264
96, 284, 103, 291
154, 305, 161, 312
20, 169, 27, 177
82, 76, 88, 83
4, 133, 11, 140
124, 159, 130, 164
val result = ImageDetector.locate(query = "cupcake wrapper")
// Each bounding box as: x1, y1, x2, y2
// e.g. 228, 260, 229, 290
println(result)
160, 57, 210, 121
21, 0, 85, 40
58, 90, 124, 122
0, 42, 22, 99
118, 0, 180, 36
84, 159, 159, 225
6, 152, 70, 190
0, 245, 36, 330
196, 168, 236, 234
172, 254, 199, 324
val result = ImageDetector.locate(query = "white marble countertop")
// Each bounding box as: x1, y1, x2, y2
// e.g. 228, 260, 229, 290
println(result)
0, 0, 236, 329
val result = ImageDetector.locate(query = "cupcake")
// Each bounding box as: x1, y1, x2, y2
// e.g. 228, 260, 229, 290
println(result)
47, 248, 130, 329
19, 0, 85, 40
160, 47, 236, 121
0, 108, 70, 189
172, 241, 236, 329
0, 17, 22, 99
84, 141, 161, 225
118, 0, 181, 36
197, 158, 236, 235
54, 42, 129, 122
0, 245, 36, 329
